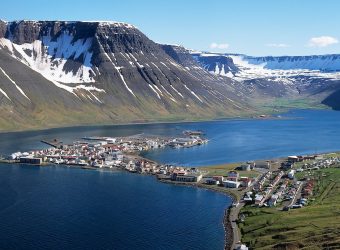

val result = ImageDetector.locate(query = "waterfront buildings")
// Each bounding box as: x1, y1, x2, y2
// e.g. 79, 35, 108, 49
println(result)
223, 180, 241, 188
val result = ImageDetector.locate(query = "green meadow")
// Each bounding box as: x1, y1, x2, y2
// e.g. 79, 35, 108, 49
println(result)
239, 168, 340, 249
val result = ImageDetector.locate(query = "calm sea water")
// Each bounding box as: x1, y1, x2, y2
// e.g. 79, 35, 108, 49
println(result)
144, 109, 340, 166
0, 109, 340, 249
0, 164, 228, 250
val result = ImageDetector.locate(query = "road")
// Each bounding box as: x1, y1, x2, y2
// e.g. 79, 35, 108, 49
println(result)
287, 181, 304, 208
227, 169, 270, 249
259, 172, 283, 207
230, 202, 244, 249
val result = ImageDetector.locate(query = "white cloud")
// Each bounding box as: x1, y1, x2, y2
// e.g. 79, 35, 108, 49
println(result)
266, 43, 290, 48
308, 36, 338, 47
210, 42, 229, 49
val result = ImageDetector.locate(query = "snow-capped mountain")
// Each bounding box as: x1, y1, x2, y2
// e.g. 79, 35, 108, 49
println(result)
191, 51, 340, 109
0, 20, 253, 131
192, 52, 340, 81
1, 20, 340, 131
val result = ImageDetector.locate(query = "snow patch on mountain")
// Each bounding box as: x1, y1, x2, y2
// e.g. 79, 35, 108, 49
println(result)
192, 51, 340, 84
183, 84, 203, 102
229, 55, 340, 81
213, 64, 234, 77
83, 21, 136, 29
102, 51, 136, 97
245, 55, 340, 71
0, 34, 95, 84
170, 85, 184, 98
148, 84, 161, 99
0, 87, 11, 101
0, 37, 107, 99
0, 66, 30, 100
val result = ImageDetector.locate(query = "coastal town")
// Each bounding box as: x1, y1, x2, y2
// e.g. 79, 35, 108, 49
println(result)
2, 131, 209, 174
1, 131, 340, 250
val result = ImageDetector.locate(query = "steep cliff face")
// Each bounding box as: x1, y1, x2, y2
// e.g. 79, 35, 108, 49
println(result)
191, 52, 239, 77
0, 20, 253, 131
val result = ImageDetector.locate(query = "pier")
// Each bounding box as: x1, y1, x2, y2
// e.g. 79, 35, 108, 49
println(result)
41, 139, 63, 148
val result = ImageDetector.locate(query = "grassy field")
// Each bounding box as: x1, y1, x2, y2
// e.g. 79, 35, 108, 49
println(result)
200, 163, 259, 178
239, 167, 340, 249
258, 97, 328, 113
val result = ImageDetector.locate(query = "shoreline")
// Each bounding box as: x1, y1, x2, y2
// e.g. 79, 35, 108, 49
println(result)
157, 179, 236, 249
0, 158, 238, 250
0, 107, 306, 134
2, 150, 340, 249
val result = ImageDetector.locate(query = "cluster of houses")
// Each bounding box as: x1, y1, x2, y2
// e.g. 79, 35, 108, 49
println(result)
10, 140, 125, 168
299, 156, 340, 171
281, 155, 340, 171
243, 170, 302, 208
302, 179, 315, 197
250, 171, 284, 206
205, 171, 253, 188
8, 133, 208, 169
241, 154, 340, 209
7, 135, 211, 183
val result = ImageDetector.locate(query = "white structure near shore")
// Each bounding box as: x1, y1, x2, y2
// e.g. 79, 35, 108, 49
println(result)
223, 180, 241, 188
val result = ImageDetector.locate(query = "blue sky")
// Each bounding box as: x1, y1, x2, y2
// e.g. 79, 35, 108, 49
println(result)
2, 0, 340, 56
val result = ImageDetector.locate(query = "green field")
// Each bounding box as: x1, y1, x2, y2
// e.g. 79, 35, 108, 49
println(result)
239, 168, 340, 249
201, 163, 259, 178
258, 97, 328, 113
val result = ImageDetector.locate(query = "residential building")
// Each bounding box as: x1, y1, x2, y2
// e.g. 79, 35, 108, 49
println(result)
223, 180, 240, 188
227, 171, 239, 181
20, 157, 43, 165
255, 161, 271, 169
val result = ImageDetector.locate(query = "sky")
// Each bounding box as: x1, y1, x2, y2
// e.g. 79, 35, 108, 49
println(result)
2, 0, 340, 56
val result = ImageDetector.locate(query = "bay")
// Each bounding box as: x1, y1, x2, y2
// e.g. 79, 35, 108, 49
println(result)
0, 109, 340, 249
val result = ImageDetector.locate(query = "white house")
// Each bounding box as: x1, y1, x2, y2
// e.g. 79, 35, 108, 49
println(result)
223, 180, 240, 188
288, 170, 296, 179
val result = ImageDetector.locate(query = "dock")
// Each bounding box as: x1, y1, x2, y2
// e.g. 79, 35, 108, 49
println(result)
41, 140, 63, 148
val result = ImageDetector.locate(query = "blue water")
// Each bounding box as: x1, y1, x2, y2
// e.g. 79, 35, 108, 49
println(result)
0, 164, 229, 250
2, 109, 340, 166
144, 109, 340, 166
1, 109, 340, 249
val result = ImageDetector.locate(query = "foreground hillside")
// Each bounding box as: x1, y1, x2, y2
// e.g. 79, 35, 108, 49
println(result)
240, 167, 340, 249
0, 20, 254, 131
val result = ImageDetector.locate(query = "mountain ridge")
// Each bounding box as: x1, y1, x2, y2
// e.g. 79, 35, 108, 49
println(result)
190, 49, 340, 110
0, 20, 255, 131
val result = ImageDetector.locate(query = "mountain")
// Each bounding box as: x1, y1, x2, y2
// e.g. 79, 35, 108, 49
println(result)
2, 20, 339, 132
192, 52, 340, 109
0, 20, 253, 131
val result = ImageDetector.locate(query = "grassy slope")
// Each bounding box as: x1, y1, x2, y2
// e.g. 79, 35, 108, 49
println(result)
239, 168, 340, 249
201, 163, 259, 179
256, 97, 329, 114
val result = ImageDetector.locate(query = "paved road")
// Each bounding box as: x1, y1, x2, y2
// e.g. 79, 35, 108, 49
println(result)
287, 181, 304, 208
230, 203, 244, 249
229, 169, 269, 249
259, 172, 283, 207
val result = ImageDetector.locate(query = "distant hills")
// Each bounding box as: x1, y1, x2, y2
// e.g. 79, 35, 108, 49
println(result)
0, 20, 339, 131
